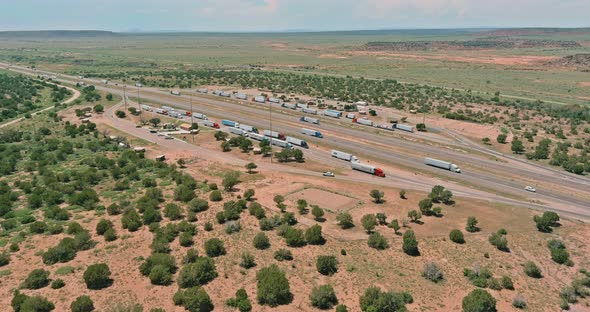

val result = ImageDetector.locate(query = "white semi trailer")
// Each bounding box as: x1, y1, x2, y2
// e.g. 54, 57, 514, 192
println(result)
424, 157, 461, 173
330, 150, 358, 162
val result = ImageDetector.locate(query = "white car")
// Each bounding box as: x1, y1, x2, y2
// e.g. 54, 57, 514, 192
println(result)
322, 172, 335, 177
525, 186, 536, 192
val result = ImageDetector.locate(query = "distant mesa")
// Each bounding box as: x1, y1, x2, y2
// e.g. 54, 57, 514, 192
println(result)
545, 54, 590, 71
0, 30, 118, 38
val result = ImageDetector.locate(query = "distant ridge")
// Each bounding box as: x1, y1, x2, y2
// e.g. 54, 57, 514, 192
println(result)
0, 30, 118, 38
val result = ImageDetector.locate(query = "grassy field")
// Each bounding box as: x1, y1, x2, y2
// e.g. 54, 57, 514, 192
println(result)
0, 29, 589, 105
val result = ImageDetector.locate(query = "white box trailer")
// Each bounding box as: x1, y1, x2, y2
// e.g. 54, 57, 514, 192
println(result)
212, 90, 222, 95
302, 108, 318, 115
323, 110, 342, 118
197, 88, 208, 93
300, 128, 323, 138
300, 116, 319, 124
141, 105, 152, 111
262, 130, 285, 140
235, 93, 248, 100
170, 90, 181, 96
155, 108, 166, 115
395, 124, 414, 133
133, 147, 146, 152
351, 161, 386, 177
330, 150, 358, 162
282, 103, 297, 109
355, 118, 373, 126
346, 113, 356, 119
192, 112, 208, 120
229, 127, 248, 136
202, 120, 220, 128
268, 97, 281, 103
237, 124, 258, 133
271, 138, 292, 149
248, 133, 267, 141
254, 95, 266, 103
286, 136, 309, 148
220, 91, 231, 97
162, 106, 173, 111
296, 103, 308, 109
424, 157, 461, 173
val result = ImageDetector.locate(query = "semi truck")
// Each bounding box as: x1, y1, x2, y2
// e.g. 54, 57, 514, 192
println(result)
235, 93, 248, 100
282, 103, 297, 109
254, 95, 266, 103
268, 97, 281, 104
162, 106, 173, 111
302, 108, 318, 115
354, 118, 373, 126
331, 150, 359, 162
346, 113, 356, 119
351, 161, 386, 177
395, 124, 414, 133
229, 127, 248, 136
296, 103, 308, 109
202, 120, 220, 129
300, 116, 320, 124
220, 91, 231, 97
248, 133, 268, 142
424, 157, 461, 173
197, 88, 208, 94
176, 109, 190, 116
300, 128, 323, 138
286, 136, 309, 148
222, 119, 238, 127
237, 124, 259, 133
323, 109, 342, 118
155, 108, 167, 115
192, 112, 208, 120
171, 90, 181, 96
141, 105, 152, 111
263, 130, 285, 140
270, 138, 292, 149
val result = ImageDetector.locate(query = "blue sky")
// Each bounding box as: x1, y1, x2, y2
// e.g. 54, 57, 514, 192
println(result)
2, 0, 589, 32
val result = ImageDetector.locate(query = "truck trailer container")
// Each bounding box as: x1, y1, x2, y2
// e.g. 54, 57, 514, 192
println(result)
282, 103, 297, 109
220, 91, 231, 97
300, 116, 320, 124
424, 157, 461, 173
323, 109, 342, 118
263, 130, 285, 140
395, 124, 414, 133
141, 105, 152, 111
346, 113, 356, 119
254, 95, 266, 103
286, 137, 309, 148
268, 97, 281, 104
354, 118, 373, 126
302, 108, 318, 115
192, 112, 208, 120
229, 127, 248, 136
351, 161, 385, 177
221, 119, 238, 127
300, 128, 323, 138
270, 138, 292, 149
197, 88, 208, 94
330, 150, 359, 162
155, 108, 167, 115
237, 124, 258, 133
235, 93, 248, 100
162, 106, 173, 111
202, 120, 220, 129
248, 133, 268, 142
170, 90, 181, 96
296, 103, 308, 109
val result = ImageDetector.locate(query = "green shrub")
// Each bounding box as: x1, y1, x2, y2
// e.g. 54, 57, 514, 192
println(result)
367, 232, 389, 250
462, 289, 497, 312
209, 190, 222, 202
149, 265, 174, 286
359, 286, 411, 312
175, 287, 214, 312
177, 256, 218, 288
140, 253, 177, 277
523, 261, 542, 278
336, 304, 349, 312
19, 295, 55, 312
187, 198, 209, 212
512, 296, 526, 309
164, 203, 183, 220
83, 263, 112, 289
316, 255, 338, 276
51, 279, 65, 289
402, 230, 419, 256
96, 219, 114, 235
274, 249, 293, 261
284, 227, 306, 247
422, 262, 443, 283
29, 221, 47, 234
121, 208, 142, 231
305, 224, 325, 245
0, 253, 10, 267
204, 238, 226, 257
22, 269, 50, 289
253, 232, 270, 250
449, 229, 465, 244
310, 284, 338, 309
501, 276, 514, 290
240, 252, 256, 269
257, 265, 292, 306
226, 288, 252, 312
104, 228, 117, 242
71, 295, 94, 312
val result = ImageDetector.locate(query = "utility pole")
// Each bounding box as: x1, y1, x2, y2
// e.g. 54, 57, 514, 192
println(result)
123, 85, 127, 111
190, 92, 194, 143
269, 99, 273, 163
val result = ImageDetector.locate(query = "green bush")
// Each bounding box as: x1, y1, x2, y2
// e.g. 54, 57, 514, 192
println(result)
462, 289, 497, 312
164, 203, 183, 220
149, 265, 174, 286
121, 208, 142, 231
336, 212, 354, 229
104, 228, 117, 242
71, 295, 94, 312
316, 255, 338, 276
449, 229, 465, 244
227, 288, 252, 312
204, 238, 226, 257
96, 219, 114, 235
523, 261, 542, 278
402, 230, 419, 256
253, 232, 270, 250
19, 295, 55, 312
187, 198, 209, 212
42, 238, 77, 264
0, 253, 10, 267
175, 287, 214, 312
336, 304, 349, 312
240, 252, 256, 269
177, 256, 218, 288
310, 284, 338, 309
367, 232, 389, 250
274, 249, 293, 261
140, 253, 177, 277
209, 190, 222, 202
51, 279, 65, 289
174, 185, 195, 202
284, 227, 306, 247
29, 221, 47, 234
305, 224, 325, 245
257, 265, 292, 306
501, 276, 514, 290
83, 263, 112, 289
359, 286, 411, 312
22, 269, 50, 289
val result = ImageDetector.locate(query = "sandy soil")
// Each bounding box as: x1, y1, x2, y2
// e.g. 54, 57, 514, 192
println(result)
349, 51, 559, 66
